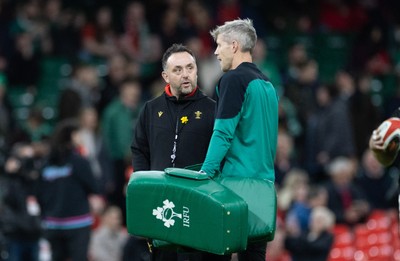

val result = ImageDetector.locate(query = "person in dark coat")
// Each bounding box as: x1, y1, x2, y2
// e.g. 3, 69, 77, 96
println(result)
1, 142, 43, 261
38, 119, 99, 261
285, 206, 335, 261
129, 43, 219, 261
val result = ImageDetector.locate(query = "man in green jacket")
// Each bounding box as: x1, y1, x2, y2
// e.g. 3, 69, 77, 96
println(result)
102, 79, 142, 220
201, 18, 279, 261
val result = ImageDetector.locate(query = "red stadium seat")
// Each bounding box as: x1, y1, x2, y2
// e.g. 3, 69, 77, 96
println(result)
328, 246, 355, 261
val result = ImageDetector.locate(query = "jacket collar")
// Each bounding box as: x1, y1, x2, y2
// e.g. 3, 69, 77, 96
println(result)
165, 84, 198, 99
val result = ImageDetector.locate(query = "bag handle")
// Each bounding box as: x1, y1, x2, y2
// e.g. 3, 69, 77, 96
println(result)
164, 167, 209, 180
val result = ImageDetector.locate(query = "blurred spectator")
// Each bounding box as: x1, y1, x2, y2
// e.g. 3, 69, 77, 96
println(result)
185, 35, 221, 97
58, 63, 102, 120
9, 0, 51, 53
81, 5, 119, 61
0, 142, 44, 261
284, 58, 319, 129
89, 205, 128, 261
319, 0, 367, 32
284, 206, 335, 261
213, 0, 267, 37
274, 130, 298, 186
324, 157, 370, 225
277, 168, 310, 215
345, 73, 382, 159
253, 38, 283, 95
278, 42, 309, 140
285, 184, 329, 238
147, 76, 166, 100
284, 177, 310, 234
277, 98, 303, 140
283, 57, 319, 166
355, 149, 398, 210
118, 1, 148, 61
282, 42, 309, 87
215, 0, 240, 26
217, 0, 267, 38
44, 0, 62, 33
119, 1, 162, 82
348, 20, 392, 76
97, 53, 131, 114
88, 193, 106, 231
37, 119, 99, 261
334, 70, 355, 101
184, 1, 214, 58
157, 7, 189, 52
45, 1, 85, 58
6, 32, 41, 90
6, 0, 53, 90
307, 185, 328, 209
21, 107, 53, 142
101, 79, 142, 222
77, 106, 113, 198
304, 84, 356, 182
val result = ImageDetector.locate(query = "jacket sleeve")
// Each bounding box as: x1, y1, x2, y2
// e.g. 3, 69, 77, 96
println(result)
201, 73, 244, 177
201, 116, 240, 177
131, 105, 150, 171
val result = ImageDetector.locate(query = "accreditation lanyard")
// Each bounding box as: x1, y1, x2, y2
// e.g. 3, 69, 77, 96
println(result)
170, 118, 179, 167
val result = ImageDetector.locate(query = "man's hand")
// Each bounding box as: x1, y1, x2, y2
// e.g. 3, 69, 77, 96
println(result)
369, 128, 399, 166
369, 129, 386, 151
199, 169, 214, 179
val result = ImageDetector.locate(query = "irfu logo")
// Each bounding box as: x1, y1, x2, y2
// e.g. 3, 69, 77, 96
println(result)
153, 199, 182, 228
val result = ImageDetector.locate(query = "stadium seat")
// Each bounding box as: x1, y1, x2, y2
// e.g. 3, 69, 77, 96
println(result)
328, 246, 355, 261
394, 248, 400, 261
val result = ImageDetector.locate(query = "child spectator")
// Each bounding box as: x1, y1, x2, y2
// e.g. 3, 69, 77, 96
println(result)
89, 205, 128, 261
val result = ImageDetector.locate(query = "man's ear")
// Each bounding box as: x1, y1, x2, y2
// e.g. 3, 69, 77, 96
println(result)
232, 40, 239, 53
161, 71, 169, 83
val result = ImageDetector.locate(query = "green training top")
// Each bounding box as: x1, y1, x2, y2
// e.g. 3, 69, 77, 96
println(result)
201, 62, 279, 181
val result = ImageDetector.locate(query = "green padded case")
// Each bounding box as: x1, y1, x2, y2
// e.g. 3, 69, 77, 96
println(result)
218, 177, 277, 242
126, 169, 248, 255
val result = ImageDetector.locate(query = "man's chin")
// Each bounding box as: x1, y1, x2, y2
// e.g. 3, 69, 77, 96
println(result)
181, 86, 194, 94
221, 65, 229, 72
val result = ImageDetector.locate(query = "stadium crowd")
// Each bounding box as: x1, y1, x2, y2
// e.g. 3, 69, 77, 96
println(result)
1, 0, 400, 260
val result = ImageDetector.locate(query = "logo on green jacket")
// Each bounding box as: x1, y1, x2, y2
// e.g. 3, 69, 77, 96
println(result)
153, 199, 190, 228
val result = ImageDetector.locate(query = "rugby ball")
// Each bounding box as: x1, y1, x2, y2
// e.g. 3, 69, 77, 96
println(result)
375, 117, 400, 150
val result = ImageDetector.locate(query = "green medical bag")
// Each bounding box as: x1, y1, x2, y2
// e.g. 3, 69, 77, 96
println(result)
126, 168, 248, 255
